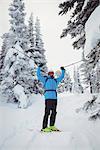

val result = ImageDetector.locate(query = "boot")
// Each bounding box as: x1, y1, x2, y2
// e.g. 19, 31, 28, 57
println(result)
41, 127, 52, 132
49, 126, 60, 131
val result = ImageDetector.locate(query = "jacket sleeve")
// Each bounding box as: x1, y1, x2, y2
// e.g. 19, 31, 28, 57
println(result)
56, 69, 65, 84
37, 67, 46, 84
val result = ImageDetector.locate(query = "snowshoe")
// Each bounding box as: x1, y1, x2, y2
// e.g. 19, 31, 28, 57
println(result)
41, 127, 52, 132
49, 126, 61, 132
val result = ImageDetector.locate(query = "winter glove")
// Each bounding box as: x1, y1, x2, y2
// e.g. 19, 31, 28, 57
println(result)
60, 66, 65, 70
39, 64, 43, 67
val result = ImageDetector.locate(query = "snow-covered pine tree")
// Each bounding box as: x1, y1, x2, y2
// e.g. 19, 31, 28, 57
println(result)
0, 0, 48, 107
27, 13, 35, 52
59, 0, 100, 119
66, 72, 72, 92
83, 41, 100, 94
27, 13, 37, 79
27, 16, 48, 94
0, 33, 9, 82
80, 4, 100, 94
77, 4, 100, 119
95, 62, 100, 93
72, 66, 83, 93
57, 70, 72, 93
80, 50, 94, 93
85, 42, 100, 73
8, 0, 28, 50
59, 0, 100, 93
0, 0, 41, 108
0, 33, 10, 71
62, 72, 72, 93
90, 70, 97, 93
0, 32, 16, 77
84, 62, 100, 94
0, 42, 34, 108
0, 0, 28, 80
59, 0, 99, 50
57, 72, 66, 93
26, 13, 40, 94
30, 17, 48, 94
34, 17, 47, 75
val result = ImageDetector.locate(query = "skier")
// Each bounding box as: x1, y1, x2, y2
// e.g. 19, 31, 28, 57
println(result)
37, 64, 65, 132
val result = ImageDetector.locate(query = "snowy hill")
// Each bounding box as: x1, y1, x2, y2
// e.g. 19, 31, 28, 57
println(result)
0, 93, 100, 150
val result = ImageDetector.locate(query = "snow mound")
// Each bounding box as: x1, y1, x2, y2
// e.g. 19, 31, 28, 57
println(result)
13, 84, 28, 109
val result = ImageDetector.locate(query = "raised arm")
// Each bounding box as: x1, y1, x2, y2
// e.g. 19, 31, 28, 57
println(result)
37, 66, 46, 84
56, 67, 65, 84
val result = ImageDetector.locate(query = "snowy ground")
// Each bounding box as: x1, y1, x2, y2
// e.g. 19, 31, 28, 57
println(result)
0, 93, 100, 150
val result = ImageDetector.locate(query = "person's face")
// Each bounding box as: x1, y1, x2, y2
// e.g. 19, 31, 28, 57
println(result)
48, 72, 54, 77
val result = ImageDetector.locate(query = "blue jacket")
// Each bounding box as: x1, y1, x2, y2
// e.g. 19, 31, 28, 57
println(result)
37, 67, 65, 100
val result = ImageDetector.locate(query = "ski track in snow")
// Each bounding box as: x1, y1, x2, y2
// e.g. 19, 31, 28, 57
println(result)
0, 94, 100, 150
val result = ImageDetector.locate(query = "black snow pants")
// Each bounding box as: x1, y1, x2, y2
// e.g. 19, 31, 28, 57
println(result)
42, 99, 57, 129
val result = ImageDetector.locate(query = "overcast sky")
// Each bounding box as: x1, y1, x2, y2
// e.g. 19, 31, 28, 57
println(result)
0, 0, 82, 73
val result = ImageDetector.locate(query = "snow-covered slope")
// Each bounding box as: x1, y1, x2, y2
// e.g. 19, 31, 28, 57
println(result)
0, 93, 100, 150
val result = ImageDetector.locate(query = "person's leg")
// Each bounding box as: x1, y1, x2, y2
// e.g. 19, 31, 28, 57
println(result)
50, 100, 57, 127
42, 100, 50, 129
